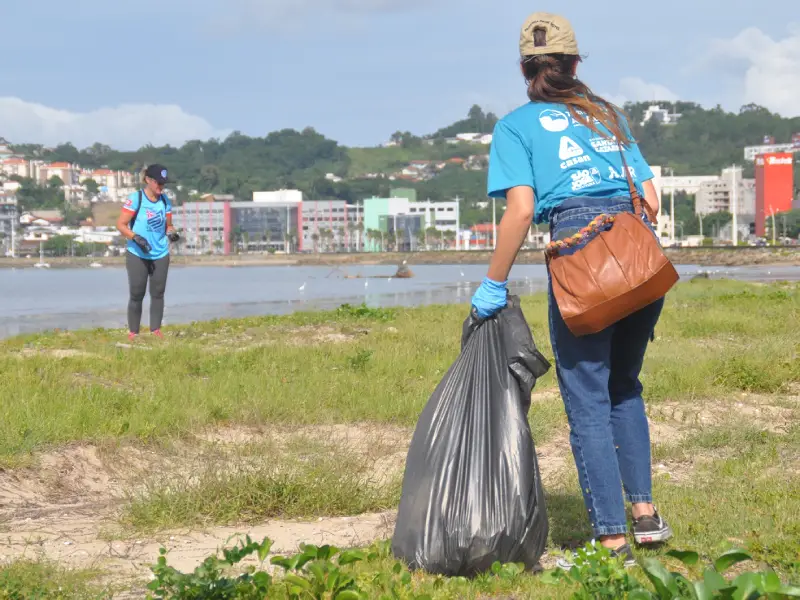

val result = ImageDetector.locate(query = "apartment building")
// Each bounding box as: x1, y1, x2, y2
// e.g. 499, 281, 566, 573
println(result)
695, 168, 756, 217
301, 200, 363, 252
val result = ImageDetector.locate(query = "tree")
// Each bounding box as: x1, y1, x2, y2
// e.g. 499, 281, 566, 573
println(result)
47, 175, 64, 189
82, 178, 100, 197
355, 222, 364, 252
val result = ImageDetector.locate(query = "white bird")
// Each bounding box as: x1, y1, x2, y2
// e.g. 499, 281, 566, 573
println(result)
298, 283, 306, 292
365, 280, 369, 288
460, 271, 465, 277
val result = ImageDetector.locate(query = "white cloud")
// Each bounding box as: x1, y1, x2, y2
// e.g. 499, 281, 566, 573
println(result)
0, 97, 230, 150
700, 25, 800, 117
602, 77, 679, 107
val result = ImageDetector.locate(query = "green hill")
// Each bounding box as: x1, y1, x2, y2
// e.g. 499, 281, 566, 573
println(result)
7, 103, 799, 223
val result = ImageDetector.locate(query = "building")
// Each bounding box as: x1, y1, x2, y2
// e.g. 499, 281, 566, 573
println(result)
172, 200, 300, 255
640, 104, 681, 127
695, 168, 755, 217
660, 174, 720, 195
38, 162, 79, 186
199, 193, 235, 203
0, 157, 34, 179
755, 153, 794, 237
301, 200, 363, 252
744, 135, 800, 161
0, 138, 14, 160
253, 189, 303, 204
0, 201, 17, 254
81, 168, 135, 199
362, 196, 460, 252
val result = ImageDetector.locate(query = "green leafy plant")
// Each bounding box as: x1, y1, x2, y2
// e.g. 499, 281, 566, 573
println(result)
641, 549, 800, 600
270, 543, 365, 599
542, 543, 646, 599
147, 535, 273, 599
146, 536, 435, 600
335, 303, 395, 322
346, 349, 373, 372
543, 544, 800, 600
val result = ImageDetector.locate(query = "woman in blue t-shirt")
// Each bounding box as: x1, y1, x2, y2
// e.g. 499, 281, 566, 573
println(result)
471, 13, 671, 567
116, 164, 179, 341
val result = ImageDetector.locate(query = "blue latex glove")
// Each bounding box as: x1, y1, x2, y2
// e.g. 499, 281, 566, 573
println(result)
471, 277, 508, 319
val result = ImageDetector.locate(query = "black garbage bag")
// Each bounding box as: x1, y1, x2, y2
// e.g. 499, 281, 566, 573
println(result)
391, 295, 552, 577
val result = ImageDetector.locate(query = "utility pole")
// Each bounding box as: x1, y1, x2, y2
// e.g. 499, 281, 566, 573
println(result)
667, 167, 675, 244
768, 205, 776, 245
454, 195, 461, 251
730, 165, 739, 246
10, 217, 15, 258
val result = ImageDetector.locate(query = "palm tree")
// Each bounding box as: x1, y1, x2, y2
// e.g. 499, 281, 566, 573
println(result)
324, 228, 336, 253
213, 239, 223, 254
311, 232, 320, 253
444, 230, 456, 249
426, 227, 439, 250
335, 227, 346, 253
355, 222, 364, 252
317, 228, 328, 253
242, 231, 250, 253
199, 235, 208, 255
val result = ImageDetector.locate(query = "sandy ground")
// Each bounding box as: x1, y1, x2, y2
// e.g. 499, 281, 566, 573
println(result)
0, 391, 796, 594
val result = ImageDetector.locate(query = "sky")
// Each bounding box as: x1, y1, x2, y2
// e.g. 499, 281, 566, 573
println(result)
1, 0, 798, 150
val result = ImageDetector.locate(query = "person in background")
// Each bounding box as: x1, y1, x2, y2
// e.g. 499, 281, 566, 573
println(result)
470, 13, 670, 567
116, 164, 179, 341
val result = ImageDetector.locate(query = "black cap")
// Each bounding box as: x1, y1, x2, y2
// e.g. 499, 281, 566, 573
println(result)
144, 164, 170, 185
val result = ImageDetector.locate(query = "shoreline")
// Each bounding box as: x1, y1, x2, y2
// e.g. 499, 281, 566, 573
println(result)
1, 247, 798, 269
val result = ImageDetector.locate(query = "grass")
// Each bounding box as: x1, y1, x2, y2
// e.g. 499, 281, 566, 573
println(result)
1, 280, 799, 597
1, 279, 796, 463
345, 144, 482, 177
121, 435, 402, 532
0, 561, 107, 599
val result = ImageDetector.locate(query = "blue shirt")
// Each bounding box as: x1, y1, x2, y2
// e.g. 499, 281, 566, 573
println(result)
487, 102, 654, 224
123, 190, 172, 260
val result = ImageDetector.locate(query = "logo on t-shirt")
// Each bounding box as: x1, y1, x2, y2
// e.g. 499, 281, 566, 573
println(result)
609, 166, 636, 180
559, 136, 591, 169
559, 136, 584, 159
571, 167, 602, 191
146, 208, 164, 232
591, 136, 621, 153
539, 109, 570, 132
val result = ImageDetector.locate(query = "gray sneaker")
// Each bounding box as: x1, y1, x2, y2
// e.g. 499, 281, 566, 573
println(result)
633, 510, 673, 545
556, 542, 636, 570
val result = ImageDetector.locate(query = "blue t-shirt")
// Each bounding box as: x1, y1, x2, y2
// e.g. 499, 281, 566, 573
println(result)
487, 102, 654, 224
123, 190, 172, 260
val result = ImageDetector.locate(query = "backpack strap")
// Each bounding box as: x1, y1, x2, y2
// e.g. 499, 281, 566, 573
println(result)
129, 190, 144, 229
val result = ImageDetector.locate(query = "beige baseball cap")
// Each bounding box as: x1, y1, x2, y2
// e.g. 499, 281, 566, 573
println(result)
519, 12, 579, 57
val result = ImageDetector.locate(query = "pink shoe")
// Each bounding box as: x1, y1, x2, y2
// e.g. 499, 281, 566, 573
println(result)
128, 332, 138, 342
151, 329, 164, 339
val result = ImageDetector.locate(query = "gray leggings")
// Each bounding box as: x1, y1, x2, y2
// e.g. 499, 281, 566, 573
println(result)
126, 252, 170, 333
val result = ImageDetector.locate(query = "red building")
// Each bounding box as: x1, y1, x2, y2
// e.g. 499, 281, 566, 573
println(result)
754, 153, 794, 237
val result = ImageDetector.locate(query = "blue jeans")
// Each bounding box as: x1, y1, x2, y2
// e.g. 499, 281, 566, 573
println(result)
548, 196, 663, 538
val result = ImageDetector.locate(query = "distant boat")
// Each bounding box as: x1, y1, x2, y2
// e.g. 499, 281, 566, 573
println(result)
89, 262, 103, 268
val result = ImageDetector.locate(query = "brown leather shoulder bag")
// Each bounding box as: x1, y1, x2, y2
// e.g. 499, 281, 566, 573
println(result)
545, 147, 679, 336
